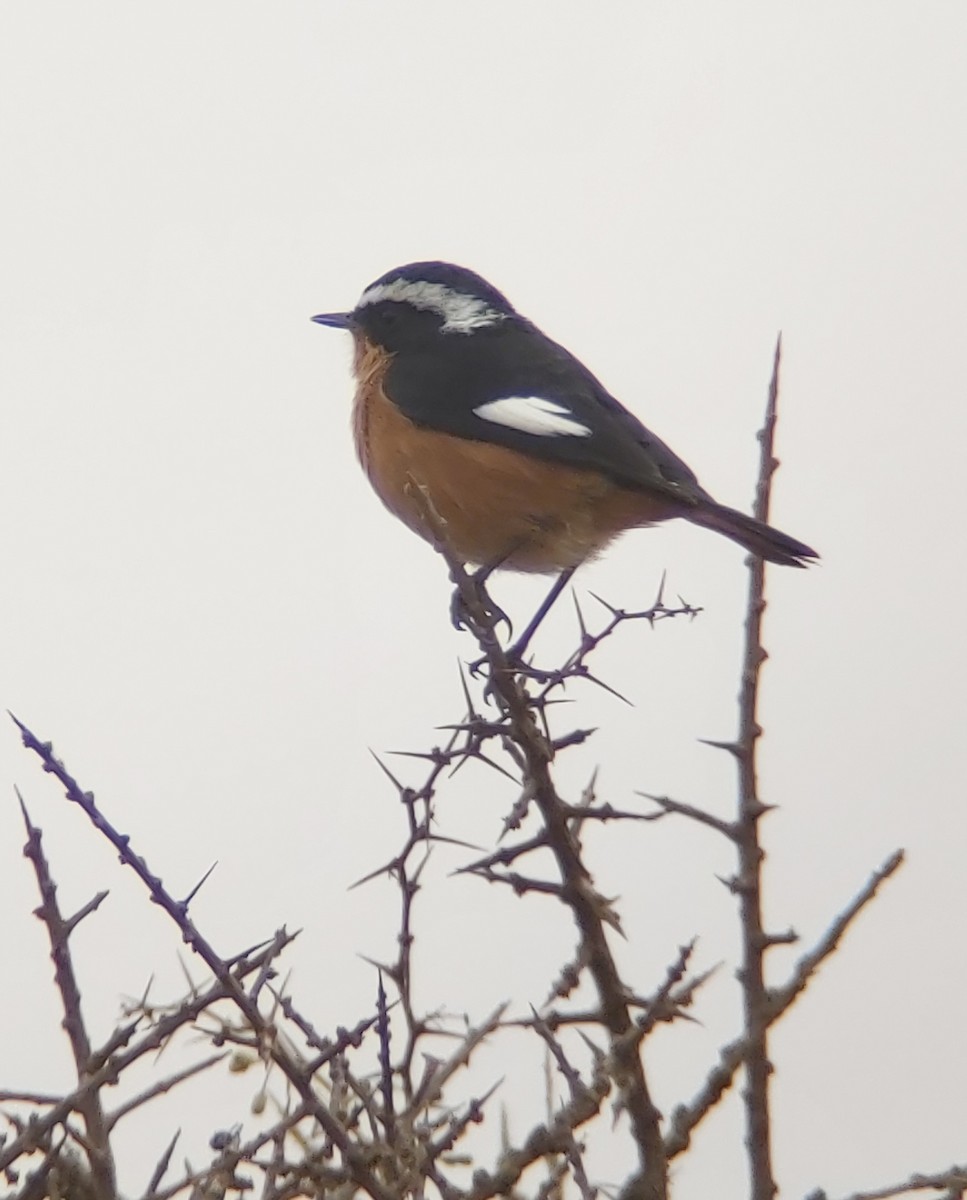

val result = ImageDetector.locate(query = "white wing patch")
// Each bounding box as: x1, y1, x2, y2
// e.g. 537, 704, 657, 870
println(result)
473, 397, 593, 438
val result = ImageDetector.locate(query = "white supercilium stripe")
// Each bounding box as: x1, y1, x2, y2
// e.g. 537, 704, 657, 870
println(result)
357, 280, 506, 333
473, 397, 593, 438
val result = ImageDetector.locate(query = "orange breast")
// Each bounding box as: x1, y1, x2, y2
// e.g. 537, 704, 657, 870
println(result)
349, 337, 677, 572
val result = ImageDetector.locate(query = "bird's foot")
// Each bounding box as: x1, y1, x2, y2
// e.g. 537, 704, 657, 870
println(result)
450, 567, 513, 639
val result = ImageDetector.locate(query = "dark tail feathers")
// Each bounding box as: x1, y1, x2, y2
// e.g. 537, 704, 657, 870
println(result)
690, 503, 818, 568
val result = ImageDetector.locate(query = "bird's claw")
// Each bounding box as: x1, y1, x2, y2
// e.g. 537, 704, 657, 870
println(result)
450, 574, 513, 638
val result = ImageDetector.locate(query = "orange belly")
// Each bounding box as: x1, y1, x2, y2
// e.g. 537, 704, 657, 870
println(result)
349, 338, 676, 572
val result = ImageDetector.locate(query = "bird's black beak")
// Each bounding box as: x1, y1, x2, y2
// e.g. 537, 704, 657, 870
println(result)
311, 311, 354, 329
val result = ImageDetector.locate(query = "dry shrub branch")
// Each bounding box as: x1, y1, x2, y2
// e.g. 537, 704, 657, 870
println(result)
4, 344, 941, 1200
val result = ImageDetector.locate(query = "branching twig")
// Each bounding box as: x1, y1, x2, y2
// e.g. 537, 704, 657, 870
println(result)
10, 714, 395, 1200
6, 340, 915, 1200
442, 550, 669, 1200
19, 793, 118, 1200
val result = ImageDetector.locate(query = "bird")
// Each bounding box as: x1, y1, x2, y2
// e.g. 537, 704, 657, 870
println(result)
312, 261, 817, 576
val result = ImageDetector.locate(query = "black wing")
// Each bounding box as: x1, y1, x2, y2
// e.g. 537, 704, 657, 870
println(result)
384, 318, 709, 509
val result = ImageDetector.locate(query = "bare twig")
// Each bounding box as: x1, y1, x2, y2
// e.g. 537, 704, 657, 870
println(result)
10, 715, 394, 1200
768, 850, 904, 1020
106, 1054, 227, 1129
443, 551, 668, 1200
638, 792, 736, 839
804, 1166, 967, 1200
0, 937, 295, 1176
732, 336, 784, 1200
143, 1129, 180, 1197
19, 793, 118, 1200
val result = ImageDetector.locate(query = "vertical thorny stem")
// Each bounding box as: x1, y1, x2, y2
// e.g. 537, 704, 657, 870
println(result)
447, 575, 668, 1200
19, 797, 118, 1200
736, 336, 784, 1200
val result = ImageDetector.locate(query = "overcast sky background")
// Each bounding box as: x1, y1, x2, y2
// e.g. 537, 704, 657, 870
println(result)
2, 4, 966, 1197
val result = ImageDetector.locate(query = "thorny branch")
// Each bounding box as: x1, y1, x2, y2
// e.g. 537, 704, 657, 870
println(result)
663, 849, 904, 1161
9, 717, 402, 1200
439, 550, 670, 1200
735, 336, 786, 1200
18, 794, 117, 1200
4, 343, 921, 1200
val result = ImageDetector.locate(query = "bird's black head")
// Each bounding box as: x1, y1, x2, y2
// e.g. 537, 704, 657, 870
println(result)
312, 261, 519, 352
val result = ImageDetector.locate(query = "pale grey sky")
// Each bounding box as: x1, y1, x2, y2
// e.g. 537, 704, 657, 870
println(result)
2, 4, 965, 1197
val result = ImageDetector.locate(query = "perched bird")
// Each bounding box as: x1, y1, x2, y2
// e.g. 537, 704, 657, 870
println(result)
313, 262, 817, 574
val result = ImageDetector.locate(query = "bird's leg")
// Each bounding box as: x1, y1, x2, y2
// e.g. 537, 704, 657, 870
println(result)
449, 532, 544, 638
505, 566, 575, 664
409, 477, 514, 637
